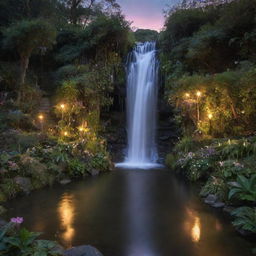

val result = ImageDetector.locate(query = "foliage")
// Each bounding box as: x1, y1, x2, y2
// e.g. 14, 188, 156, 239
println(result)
229, 175, 256, 202
200, 176, 228, 201
134, 29, 158, 42
0, 221, 62, 256
88, 152, 111, 171
174, 136, 200, 153
67, 158, 86, 177
231, 207, 256, 233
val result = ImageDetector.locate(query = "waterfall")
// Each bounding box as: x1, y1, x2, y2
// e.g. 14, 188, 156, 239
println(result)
117, 42, 161, 169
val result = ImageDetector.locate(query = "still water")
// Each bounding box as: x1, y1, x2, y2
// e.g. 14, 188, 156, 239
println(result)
5, 169, 253, 256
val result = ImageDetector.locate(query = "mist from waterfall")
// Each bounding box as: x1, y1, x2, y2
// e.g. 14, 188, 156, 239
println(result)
117, 42, 160, 169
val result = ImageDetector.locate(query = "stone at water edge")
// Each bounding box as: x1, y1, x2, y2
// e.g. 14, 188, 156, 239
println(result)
212, 201, 225, 208
64, 245, 103, 256
59, 179, 72, 185
204, 194, 217, 205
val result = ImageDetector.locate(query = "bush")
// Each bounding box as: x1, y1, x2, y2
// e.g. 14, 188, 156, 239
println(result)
67, 158, 86, 177
87, 152, 112, 172
200, 176, 228, 201
174, 136, 200, 153
231, 207, 256, 233
229, 174, 256, 202
0, 220, 63, 256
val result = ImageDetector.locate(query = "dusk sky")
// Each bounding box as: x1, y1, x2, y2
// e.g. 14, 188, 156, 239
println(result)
117, 0, 180, 31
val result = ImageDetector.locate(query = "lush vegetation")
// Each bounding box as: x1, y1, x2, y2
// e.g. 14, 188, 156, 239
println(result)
166, 136, 256, 234
134, 29, 159, 42
162, 0, 256, 238
0, 217, 63, 255
160, 0, 256, 137
0, 0, 134, 213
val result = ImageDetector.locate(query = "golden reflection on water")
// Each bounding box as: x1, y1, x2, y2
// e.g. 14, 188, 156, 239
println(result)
58, 193, 75, 247
184, 208, 201, 243
191, 216, 201, 243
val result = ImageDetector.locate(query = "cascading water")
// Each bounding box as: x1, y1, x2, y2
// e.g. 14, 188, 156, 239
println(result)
117, 42, 161, 169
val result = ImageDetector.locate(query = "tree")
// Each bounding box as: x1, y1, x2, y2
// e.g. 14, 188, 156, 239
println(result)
134, 29, 158, 42
3, 19, 56, 103
61, 0, 120, 25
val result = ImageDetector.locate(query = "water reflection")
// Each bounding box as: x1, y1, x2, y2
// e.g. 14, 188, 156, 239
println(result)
184, 208, 201, 243
125, 171, 157, 256
58, 193, 75, 247
191, 217, 201, 243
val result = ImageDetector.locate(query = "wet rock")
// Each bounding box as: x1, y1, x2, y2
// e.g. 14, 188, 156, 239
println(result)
204, 194, 217, 205
59, 179, 71, 185
14, 177, 32, 194
90, 169, 100, 176
64, 245, 103, 256
212, 201, 225, 208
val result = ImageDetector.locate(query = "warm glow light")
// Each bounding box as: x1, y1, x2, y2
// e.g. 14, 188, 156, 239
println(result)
208, 113, 213, 120
184, 208, 201, 244
60, 104, 65, 109
58, 194, 75, 247
64, 131, 68, 136
196, 91, 202, 97
38, 114, 44, 121
191, 217, 201, 243
185, 93, 190, 98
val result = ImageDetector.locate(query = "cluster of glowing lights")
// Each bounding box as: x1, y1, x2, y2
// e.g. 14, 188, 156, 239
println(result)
184, 91, 202, 98
184, 92, 215, 121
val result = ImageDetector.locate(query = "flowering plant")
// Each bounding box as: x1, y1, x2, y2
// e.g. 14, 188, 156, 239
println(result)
0, 217, 63, 256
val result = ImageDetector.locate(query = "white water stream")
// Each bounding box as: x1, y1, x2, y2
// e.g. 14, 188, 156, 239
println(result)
117, 42, 160, 169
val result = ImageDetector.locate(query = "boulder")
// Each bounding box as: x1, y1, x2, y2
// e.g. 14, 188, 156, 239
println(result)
212, 201, 225, 208
90, 169, 100, 176
59, 179, 72, 185
204, 194, 217, 205
14, 177, 32, 194
64, 245, 103, 256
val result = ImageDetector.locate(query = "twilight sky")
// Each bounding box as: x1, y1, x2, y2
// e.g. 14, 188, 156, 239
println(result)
117, 0, 180, 31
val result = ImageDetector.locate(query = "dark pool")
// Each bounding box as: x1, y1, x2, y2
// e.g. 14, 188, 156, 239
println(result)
4, 169, 254, 256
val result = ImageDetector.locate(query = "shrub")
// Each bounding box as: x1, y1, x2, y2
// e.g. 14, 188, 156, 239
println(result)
88, 152, 111, 172
229, 174, 256, 202
0, 220, 63, 256
67, 158, 86, 177
174, 136, 200, 153
186, 158, 212, 181
200, 176, 228, 201
231, 207, 256, 233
